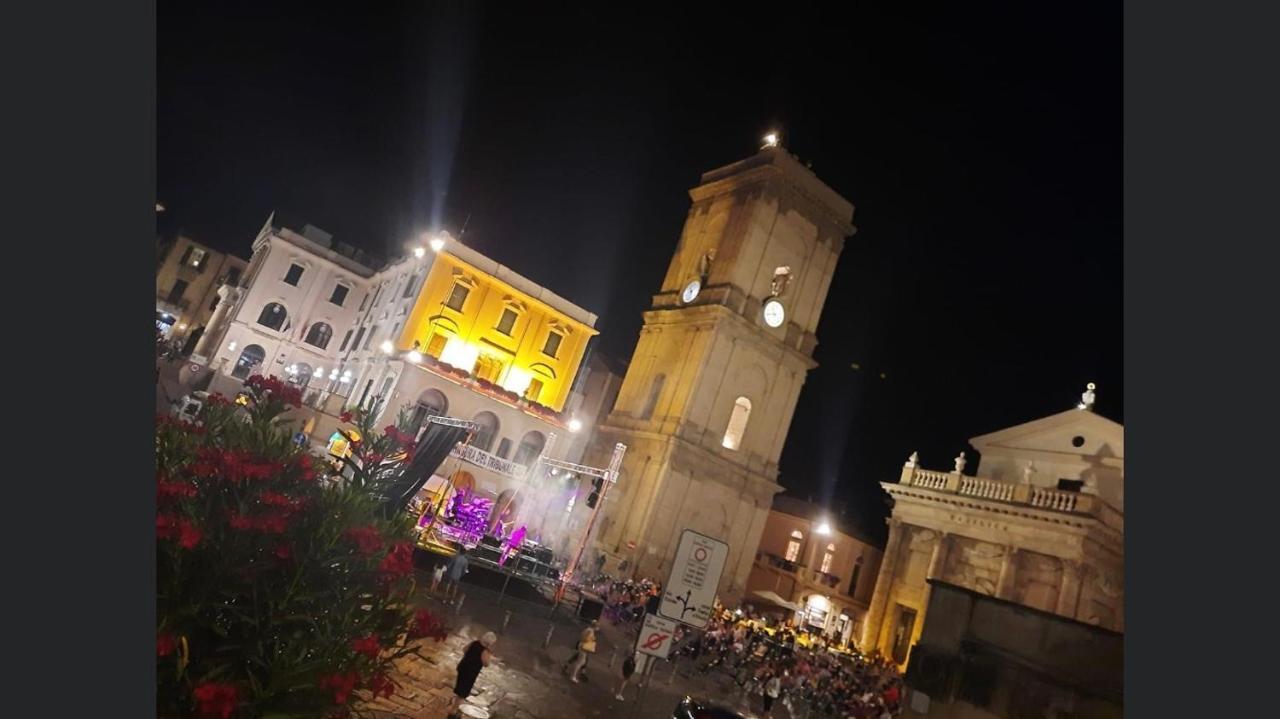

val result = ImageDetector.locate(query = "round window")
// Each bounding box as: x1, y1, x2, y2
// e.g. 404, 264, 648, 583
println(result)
1071, 435, 1085, 448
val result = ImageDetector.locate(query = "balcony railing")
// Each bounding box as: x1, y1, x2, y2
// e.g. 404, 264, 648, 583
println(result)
755, 552, 843, 590
898, 464, 1122, 533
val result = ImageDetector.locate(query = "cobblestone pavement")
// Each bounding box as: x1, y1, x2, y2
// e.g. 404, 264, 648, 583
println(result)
359, 565, 787, 719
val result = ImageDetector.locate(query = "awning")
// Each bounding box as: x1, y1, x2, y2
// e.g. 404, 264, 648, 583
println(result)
750, 590, 803, 613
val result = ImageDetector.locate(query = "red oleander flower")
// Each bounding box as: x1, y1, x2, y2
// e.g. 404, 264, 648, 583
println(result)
368, 673, 396, 699
295, 453, 317, 481
343, 526, 383, 555
409, 608, 448, 641
158, 480, 199, 501
157, 514, 179, 540
351, 634, 380, 659
192, 682, 239, 719
157, 632, 176, 656
259, 491, 293, 507
378, 543, 415, 579
363, 452, 384, 466
318, 671, 360, 705
178, 521, 203, 549
254, 513, 289, 534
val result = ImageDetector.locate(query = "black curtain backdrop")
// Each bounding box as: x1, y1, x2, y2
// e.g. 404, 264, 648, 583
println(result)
381, 422, 472, 517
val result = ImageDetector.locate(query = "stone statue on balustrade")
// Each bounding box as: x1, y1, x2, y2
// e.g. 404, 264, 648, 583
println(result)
954, 452, 967, 474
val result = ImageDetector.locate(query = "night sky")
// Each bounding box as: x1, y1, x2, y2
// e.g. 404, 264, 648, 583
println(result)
159, 2, 1121, 544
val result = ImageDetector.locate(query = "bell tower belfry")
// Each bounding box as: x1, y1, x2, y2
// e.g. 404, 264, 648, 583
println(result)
583, 140, 856, 603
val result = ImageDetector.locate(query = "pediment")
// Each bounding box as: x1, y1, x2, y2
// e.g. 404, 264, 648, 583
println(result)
969, 409, 1123, 464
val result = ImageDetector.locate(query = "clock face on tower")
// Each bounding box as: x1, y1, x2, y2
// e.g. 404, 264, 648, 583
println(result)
762, 298, 786, 328
682, 279, 701, 304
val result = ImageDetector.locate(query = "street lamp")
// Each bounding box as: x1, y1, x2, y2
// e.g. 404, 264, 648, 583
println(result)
429, 236, 446, 253
380, 340, 394, 355
413, 246, 426, 259
762, 131, 780, 148
816, 521, 832, 535
568, 418, 583, 433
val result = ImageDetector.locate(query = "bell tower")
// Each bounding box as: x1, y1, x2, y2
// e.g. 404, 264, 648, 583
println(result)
583, 140, 856, 603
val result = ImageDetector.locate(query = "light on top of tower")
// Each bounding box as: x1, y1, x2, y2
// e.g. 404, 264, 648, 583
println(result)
762, 131, 780, 149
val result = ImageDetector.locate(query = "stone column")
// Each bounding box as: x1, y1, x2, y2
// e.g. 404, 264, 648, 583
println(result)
860, 518, 906, 653
1057, 559, 1084, 618
995, 546, 1020, 600
919, 530, 951, 616
192, 285, 239, 360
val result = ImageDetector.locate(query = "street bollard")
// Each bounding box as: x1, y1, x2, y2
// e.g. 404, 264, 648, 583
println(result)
501, 610, 512, 634
543, 623, 556, 649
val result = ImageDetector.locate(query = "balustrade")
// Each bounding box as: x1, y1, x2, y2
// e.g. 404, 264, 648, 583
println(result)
903, 466, 1119, 521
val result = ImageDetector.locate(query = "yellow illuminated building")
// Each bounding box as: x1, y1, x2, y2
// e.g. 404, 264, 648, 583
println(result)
396, 251, 597, 413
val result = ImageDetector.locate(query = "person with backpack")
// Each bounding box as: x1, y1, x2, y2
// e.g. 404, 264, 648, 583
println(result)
563, 619, 598, 683
614, 652, 637, 701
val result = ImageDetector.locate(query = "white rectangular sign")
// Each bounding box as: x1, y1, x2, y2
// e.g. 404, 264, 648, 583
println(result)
635, 612, 678, 659
658, 529, 729, 629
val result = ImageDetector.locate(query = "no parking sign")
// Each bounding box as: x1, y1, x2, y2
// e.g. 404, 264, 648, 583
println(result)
635, 612, 677, 659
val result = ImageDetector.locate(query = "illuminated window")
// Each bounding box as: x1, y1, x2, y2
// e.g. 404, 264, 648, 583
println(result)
304, 322, 333, 349
496, 308, 518, 335
329, 284, 349, 306
542, 330, 563, 358
425, 333, 448, 359
445, 283, 470, 311
473, 354, 505, 383
283, 263, 304, 286
721, 396, 752, 450
785, 530, 803, 562
525, 377, 543, 402
257, 303, 287, 331
189, 248, 208, 271
821, 544, 836, 574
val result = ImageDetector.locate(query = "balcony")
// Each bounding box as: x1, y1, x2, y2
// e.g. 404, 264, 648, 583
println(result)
897, 465, 1123, 534
402, 352, 569, 429
754, 552, 843, 592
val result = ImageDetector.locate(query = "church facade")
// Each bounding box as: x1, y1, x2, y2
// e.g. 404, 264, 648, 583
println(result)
580, 142, 856, 604
862, 396, 1125, 667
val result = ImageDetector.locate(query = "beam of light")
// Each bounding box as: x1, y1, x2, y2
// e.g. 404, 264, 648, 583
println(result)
416, 3, 477, 232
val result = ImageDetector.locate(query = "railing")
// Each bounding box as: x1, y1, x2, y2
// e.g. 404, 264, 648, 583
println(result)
1030, 487, 1078, 512
811, 569, 841, 589
899, 465, 1121, 528
959, 476, 1015, 502
912, 469, 951, 490
755, 551, 801, 574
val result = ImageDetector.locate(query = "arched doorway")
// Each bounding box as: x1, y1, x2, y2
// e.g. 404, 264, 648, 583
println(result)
231, 344, 265, 379
409, 388, 449, 438
512, 430, 546, 468
471, 411, 499, 452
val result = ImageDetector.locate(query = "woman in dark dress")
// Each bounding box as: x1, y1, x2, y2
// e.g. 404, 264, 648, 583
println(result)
448, 631, 496, 719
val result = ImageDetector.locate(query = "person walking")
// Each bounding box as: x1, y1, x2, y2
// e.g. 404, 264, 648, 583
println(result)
444, 548, 470, 603
447, 631, 496, 719
564, 619, 598, 683
764, 672, 782, 716
430, 559, 447, 595
613, 653, 637, 701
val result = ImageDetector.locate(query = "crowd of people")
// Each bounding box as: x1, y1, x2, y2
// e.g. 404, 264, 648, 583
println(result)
575, 567, 904, 718
678, 611, 904, 718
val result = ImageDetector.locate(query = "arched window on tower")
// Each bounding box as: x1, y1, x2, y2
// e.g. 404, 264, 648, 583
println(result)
641, 373, 665, 420
785, 530, 803, 562
721, 396, 752, 450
